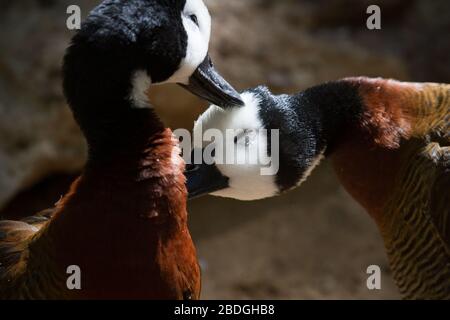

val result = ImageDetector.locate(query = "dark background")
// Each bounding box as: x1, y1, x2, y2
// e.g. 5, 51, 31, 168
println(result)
0, 0, 449, 299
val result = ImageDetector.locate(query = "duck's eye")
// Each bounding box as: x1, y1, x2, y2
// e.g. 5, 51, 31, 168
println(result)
234, 130, 251, 145
189, 14, 199, 26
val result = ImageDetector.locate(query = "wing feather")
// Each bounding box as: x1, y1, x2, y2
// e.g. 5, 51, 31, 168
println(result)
0, 208, 55, 281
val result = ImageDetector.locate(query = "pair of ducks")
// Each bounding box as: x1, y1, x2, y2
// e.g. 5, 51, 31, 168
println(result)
0, 0, 448, 299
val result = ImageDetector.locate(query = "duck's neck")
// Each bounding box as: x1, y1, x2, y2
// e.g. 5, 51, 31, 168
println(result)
264, 81, 363, 192
293, 79, 412, 222
82, 105, 166, 174
46, 100, 188, 273
307, 79, 450, 299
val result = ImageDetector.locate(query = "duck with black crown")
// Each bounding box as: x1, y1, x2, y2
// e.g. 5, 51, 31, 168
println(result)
0, 0, 243, 300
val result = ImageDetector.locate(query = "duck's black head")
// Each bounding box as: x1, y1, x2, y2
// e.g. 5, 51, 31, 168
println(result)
186, 83, 363, 200
63, 0, 243, 132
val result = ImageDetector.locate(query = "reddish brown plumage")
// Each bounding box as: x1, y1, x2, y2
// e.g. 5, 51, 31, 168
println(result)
331, 77, 448, 223
354, 77, 414, 148
49, 129, 199, 299
331, 128, 404, 220
330, 77, 450, 298
0, 113, 201, 300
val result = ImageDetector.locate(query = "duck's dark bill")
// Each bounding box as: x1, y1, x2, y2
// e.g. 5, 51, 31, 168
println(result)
180, 55, 244, 108
185, 161, 229, 200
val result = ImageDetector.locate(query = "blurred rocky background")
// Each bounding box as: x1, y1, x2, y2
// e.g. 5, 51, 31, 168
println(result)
0, 0, 448, 299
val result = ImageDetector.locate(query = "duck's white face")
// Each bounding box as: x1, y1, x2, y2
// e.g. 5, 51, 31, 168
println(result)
193, 92, 280, 201
165, 0, 211, 84
132, 0, 243, 109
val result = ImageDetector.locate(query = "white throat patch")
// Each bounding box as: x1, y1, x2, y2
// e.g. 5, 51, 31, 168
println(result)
130, 70, 152, 109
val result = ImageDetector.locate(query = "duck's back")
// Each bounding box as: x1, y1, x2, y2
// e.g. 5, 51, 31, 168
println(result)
330, 79, 449, 299
375, 82, 450, 299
